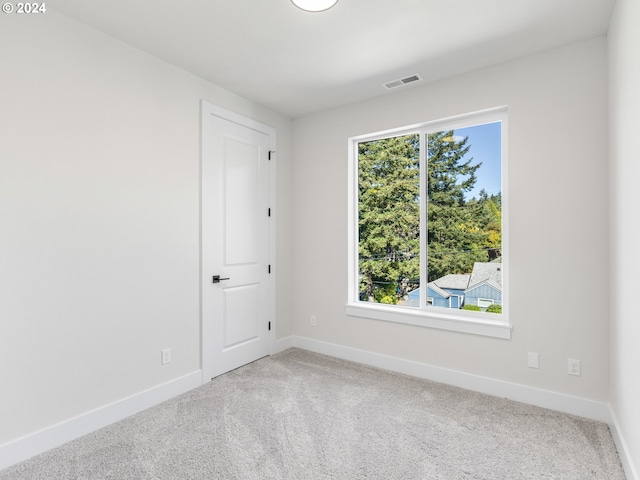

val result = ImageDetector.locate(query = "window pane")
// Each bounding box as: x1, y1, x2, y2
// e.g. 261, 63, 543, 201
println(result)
426, 122, 502, 313
358, 134, 420, 306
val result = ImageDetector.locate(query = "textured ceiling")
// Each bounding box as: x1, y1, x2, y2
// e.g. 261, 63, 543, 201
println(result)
52, 0, 615, 118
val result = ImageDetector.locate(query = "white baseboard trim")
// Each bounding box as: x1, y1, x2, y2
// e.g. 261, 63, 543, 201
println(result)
0, 370, 202, 472
291, 336, 612, 424
610, 410, 639, 480
273, 335, 294, 354
3, 341, 633, 478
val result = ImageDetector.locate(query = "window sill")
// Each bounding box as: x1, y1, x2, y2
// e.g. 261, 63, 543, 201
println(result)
345, 302, 511, 339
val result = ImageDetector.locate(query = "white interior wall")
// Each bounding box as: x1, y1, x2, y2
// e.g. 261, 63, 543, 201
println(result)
291, 37, 609, 401
0, 11, 293, 446
608, 0, 640, 476
2, 5, 634, 474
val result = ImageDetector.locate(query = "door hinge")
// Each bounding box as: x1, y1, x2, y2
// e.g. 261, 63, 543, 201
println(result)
268, 321, 271, 331
268, 207, 271, 217
268, 151, 275, 160
268, 265, 271, 274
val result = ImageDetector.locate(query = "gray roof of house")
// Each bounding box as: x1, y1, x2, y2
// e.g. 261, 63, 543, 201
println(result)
427, 282, 451, 298
433, 274, 471, 290
466, 277, 502, 293
427, 262, 503, 293
468, 262, 502, 288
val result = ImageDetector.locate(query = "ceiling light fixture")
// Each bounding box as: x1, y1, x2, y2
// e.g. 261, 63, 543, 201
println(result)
291, 0, 338, 12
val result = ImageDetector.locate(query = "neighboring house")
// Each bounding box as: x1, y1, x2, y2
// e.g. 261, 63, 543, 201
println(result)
425, 282, 451, 308
429, 274, 470, 308
464, 278, 502, 308
406, 282, 453, 308
464, 261, 503, 308
405, 262, 502, 309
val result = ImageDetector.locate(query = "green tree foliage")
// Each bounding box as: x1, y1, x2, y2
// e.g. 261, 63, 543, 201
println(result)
358, 130, 502, 304
358, 134, 420, 303
427, 131, 486, 281
471, 189, 502, 261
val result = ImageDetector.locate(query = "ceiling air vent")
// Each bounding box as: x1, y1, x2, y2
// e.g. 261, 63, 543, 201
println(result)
383, 73, 423, 90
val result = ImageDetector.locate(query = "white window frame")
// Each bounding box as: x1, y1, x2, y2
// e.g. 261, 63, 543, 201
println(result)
346, 107, 510, 339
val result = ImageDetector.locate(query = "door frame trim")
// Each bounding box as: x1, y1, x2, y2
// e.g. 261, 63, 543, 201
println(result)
200, 101, 277, 383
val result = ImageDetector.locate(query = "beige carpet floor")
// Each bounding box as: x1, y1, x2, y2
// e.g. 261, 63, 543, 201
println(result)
0, 348, 626, 479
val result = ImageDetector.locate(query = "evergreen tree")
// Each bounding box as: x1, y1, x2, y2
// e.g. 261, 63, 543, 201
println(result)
426, 131, 485, 281
357, 129, 501, 303
358, 134, 420, 303
479, 193, 502, 261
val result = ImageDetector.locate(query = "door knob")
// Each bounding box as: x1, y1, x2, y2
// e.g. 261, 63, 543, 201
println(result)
212, 275, 230, 283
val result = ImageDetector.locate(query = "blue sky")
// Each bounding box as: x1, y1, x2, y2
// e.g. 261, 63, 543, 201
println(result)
454, 121, 502, 200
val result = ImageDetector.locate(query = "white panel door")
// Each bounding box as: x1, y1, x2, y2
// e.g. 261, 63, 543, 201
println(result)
202, 104, 274, 380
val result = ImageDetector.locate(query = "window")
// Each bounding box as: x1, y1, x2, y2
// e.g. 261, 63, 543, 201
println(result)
478, 298, 494, 308
347, 108, 510, 339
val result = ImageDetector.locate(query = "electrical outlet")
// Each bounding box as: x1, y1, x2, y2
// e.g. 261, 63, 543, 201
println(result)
161, 348, 172, 365
568, 358, 580, 376
527, 352, 539, 369
310, 315, 317, 327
